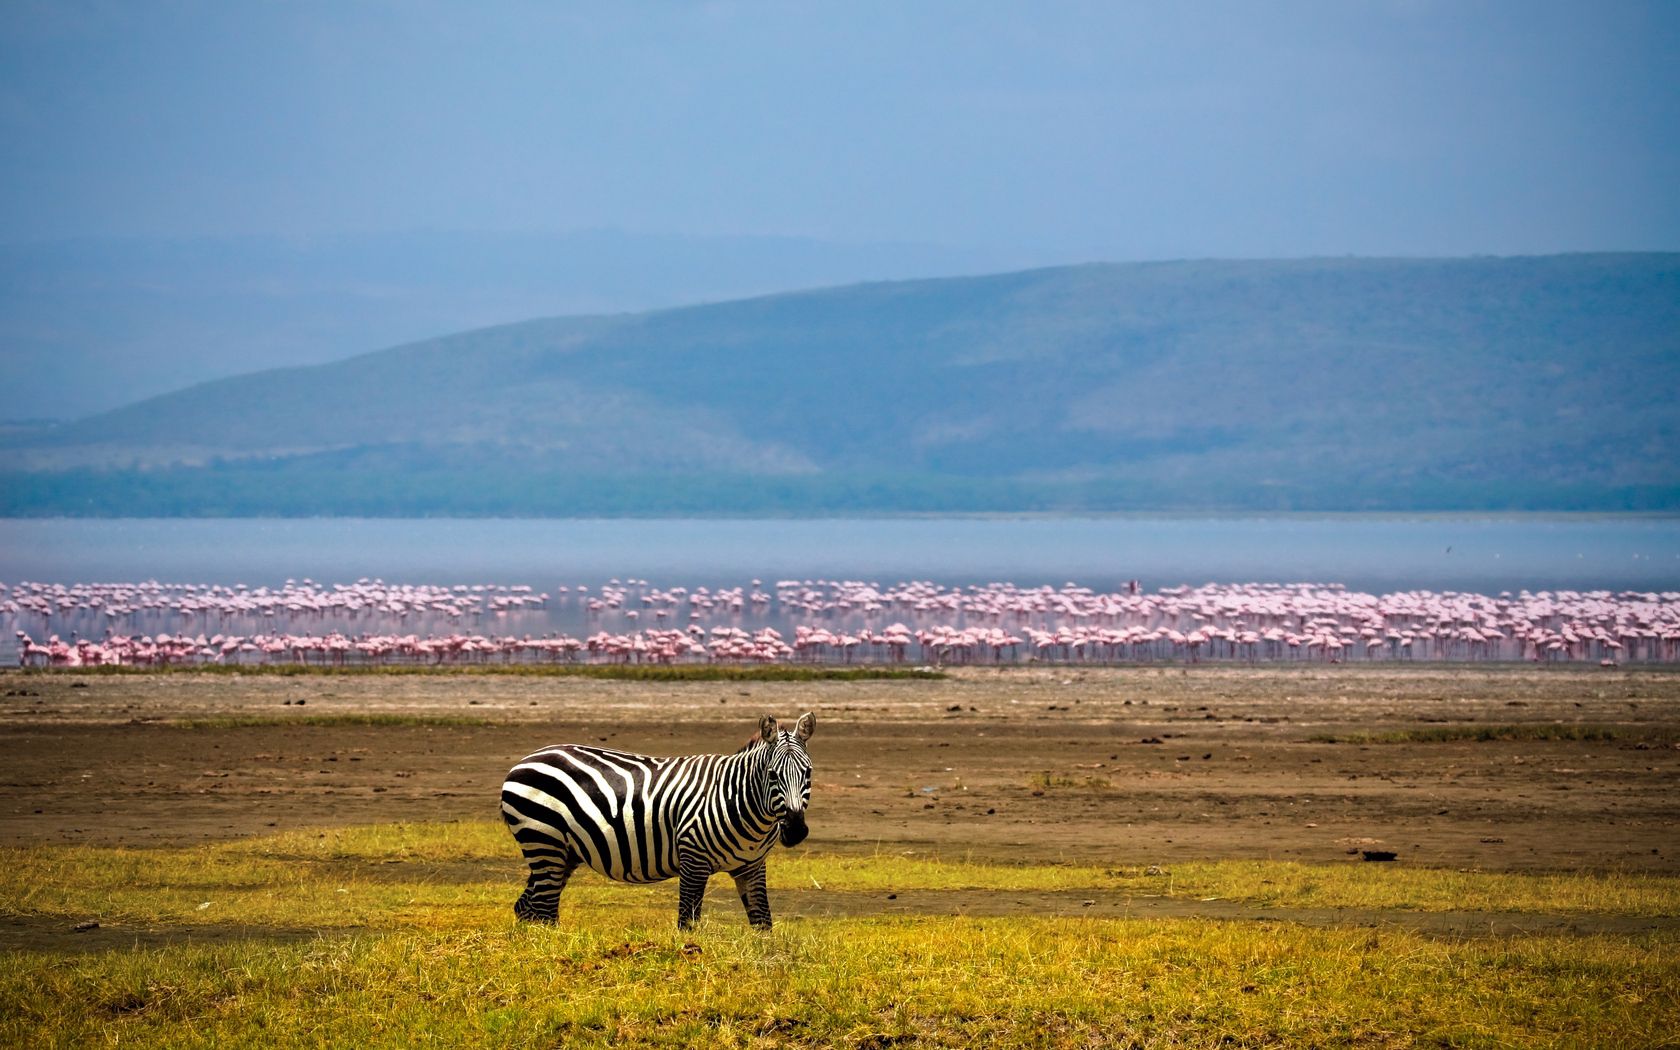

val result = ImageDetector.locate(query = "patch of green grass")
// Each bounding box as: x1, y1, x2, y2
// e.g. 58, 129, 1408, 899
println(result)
769, 855, 1680, 918
1309, 723, 1628, 744
1025, 770, 1112, 791
1026, 770, 1077, 790
171, 714, 500, 729
26, 664, 944, 682
1099, 860, 1680, 918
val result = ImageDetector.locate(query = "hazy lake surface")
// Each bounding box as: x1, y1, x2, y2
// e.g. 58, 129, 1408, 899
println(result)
4, 516, 1679, 595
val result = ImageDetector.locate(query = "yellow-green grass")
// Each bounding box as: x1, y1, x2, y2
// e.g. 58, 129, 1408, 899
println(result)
4, 908, 1676, 1048
4, 822, 1678, 1047
4, 822, 1679, 933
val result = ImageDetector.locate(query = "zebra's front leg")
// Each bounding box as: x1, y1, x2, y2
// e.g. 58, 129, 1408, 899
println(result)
730, 858, 772, 930
514, 850, 579, 924
676, 856, 711, 930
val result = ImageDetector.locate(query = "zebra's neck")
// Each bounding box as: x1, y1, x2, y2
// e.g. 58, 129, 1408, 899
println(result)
715, 741, 777, 826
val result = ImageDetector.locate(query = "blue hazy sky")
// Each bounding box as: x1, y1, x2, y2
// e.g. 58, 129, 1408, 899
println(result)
2, 0, 1677, 261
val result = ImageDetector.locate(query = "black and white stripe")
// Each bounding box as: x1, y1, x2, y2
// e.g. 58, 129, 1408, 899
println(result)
501, 712, 815, 929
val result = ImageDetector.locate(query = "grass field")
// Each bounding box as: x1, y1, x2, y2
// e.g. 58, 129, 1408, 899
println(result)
5, 665, 1678, 1046
3, 823, 1677, 1048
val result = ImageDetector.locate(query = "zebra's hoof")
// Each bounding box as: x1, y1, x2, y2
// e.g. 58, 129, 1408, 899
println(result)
513, 901, 558, 924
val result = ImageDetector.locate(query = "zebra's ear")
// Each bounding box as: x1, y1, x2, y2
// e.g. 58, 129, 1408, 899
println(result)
794, 712, 816, 742
758, 714, 778, 742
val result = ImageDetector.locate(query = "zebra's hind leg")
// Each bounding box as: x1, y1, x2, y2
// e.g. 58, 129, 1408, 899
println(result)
729, 858, 772, 930
514, 848, 579, 924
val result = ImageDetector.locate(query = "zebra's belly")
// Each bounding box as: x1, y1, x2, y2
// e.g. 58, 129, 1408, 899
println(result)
565, 829, 775, 881
681, 831, 778, 874
577, 852, 679, 884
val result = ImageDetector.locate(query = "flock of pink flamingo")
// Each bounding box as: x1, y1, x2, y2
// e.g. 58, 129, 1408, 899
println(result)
5, 577, 1678, 668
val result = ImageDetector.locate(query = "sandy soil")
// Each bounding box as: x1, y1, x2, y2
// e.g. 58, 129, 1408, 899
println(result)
2, 665, 1676, 877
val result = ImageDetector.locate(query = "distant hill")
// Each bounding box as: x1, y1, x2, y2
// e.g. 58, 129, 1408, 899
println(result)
0, 230, 1006, 419
4, 254, 1677, 515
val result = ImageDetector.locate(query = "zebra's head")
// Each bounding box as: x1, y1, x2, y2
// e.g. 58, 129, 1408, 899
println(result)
757, 712, 815, 847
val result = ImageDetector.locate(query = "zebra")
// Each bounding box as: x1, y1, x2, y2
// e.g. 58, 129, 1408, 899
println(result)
500, 712, 815, 930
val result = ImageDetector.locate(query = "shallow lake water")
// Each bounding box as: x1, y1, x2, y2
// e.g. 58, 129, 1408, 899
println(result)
4, 515, 1679, 594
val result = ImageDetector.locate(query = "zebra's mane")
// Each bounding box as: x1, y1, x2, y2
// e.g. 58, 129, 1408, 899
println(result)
734, 731, 767, 754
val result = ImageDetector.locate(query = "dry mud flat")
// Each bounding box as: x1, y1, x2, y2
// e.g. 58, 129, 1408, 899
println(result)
2, 665, 1676, 876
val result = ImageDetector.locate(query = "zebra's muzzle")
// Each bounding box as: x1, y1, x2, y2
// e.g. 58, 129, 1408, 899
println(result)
779, 813, 808, 847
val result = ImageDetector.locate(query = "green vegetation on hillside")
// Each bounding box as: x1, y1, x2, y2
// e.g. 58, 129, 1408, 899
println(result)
3, 464, 1673, 516
6, 254, 1677, 515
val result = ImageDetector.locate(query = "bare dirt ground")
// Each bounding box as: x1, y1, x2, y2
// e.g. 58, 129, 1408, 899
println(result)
3, 665, 1677, 875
